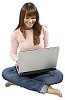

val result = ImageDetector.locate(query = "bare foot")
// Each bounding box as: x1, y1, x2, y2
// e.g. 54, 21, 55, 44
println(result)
47, 86, 62, 97
5, 82, 15, 87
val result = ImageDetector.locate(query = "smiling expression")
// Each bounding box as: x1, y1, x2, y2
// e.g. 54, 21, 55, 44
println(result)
24, 15, 36, 29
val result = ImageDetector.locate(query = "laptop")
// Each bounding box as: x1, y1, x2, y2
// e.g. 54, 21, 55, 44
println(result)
17, 47, 59, 75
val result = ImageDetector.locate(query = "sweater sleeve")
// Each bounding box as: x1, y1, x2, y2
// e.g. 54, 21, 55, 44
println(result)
10, 31, 19, 62
42, 25, 49, 48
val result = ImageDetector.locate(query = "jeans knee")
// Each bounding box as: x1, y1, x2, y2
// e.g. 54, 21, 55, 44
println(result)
2, 69, 6, 78
59, 72, 63, 82
57, 70, 63, 83
2, 68, 8, 79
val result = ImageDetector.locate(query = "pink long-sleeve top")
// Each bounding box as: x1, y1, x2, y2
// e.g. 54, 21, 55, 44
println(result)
10, 25, 48, 62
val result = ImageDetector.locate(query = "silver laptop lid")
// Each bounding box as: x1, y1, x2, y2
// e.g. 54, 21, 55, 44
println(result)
18, 47, 59, 74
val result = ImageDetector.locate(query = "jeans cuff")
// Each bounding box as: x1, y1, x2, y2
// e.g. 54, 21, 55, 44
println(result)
40, 84, 49, 94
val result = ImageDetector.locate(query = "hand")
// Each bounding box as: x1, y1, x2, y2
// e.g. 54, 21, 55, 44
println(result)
16, 60, 19, 66
15, 60, 19, 70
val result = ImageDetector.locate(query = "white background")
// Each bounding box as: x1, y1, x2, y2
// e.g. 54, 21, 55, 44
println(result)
0, 0, 65, 99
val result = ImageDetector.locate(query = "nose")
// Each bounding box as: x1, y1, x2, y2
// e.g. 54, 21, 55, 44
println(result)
29, 18, 32, 23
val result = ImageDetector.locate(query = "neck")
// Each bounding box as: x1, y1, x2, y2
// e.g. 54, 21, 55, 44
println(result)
24, 26, 32, 30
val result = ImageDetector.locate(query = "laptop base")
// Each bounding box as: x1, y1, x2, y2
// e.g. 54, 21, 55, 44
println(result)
19, 68, 56, 77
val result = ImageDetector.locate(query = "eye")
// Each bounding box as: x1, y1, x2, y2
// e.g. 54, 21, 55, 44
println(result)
25, 16, 36, 19
31, 16, 36, 19
25, 17, 29, 19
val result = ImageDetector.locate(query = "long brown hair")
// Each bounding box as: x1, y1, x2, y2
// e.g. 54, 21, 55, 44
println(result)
15, 2, 42, 45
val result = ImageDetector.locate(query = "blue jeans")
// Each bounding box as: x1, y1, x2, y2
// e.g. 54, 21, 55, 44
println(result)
2, 66, 63, 94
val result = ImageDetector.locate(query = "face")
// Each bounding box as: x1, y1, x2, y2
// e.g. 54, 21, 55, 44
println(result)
24, 15, 36, 29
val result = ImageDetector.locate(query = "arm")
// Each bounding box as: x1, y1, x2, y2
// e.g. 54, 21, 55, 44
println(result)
43, 26, 49, 48
10, 31, 19, 62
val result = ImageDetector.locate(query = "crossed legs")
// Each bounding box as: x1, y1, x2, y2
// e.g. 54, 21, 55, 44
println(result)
2, 67, 63, 97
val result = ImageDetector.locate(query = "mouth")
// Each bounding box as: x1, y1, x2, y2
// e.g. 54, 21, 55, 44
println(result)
27, 23, 33, 26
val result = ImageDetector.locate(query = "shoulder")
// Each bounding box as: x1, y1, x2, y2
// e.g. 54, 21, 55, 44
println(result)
11, 28, 20, 37
41, 25, 48, 39
11, 28, 25, 42
11, 28, 24, 39
41, 25, 48, 32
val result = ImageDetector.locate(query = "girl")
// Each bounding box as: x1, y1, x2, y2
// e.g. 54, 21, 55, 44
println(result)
2, 2, 63, 97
